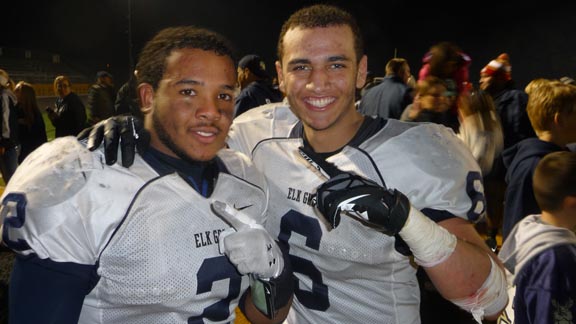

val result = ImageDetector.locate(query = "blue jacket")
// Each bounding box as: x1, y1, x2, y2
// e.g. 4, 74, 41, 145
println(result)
501, 138, 568, 240
358, 75, 412, 119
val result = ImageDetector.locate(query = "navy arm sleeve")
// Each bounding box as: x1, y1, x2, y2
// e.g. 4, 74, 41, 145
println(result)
9, 254, 98, 324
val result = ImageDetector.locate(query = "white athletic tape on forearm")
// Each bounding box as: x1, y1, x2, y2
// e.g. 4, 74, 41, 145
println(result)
450, 257, 508, 323
399, 207, 457, 267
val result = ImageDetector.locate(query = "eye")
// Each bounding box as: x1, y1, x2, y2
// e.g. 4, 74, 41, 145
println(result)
330, 63, 345, 69
292, 65, 310, 72
218, 93, 233, 102
179, 89, 196, 96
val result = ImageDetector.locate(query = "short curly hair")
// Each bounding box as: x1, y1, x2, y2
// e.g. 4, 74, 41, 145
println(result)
277, 4, 364, 63
135, 26, 237, 90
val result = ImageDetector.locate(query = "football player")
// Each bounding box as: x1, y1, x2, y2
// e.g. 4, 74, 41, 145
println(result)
0, 26, 292, 324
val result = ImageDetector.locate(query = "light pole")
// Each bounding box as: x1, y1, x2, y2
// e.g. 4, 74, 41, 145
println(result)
127, 0, 134, 77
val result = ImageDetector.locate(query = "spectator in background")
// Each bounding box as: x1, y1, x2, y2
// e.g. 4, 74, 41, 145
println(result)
479, 53, 535, 150
87, 71, 115, 125
359, 57, 413, 119
419, 41, 472, 97
234, 54, 283, 118
457, 89, 504, 176
46, 75, 87, 138
501, 79, 576, 241
13, 81, 47, 163
479, 53, 536, 245
0, 69, 19, 183
498, 151, 576, 323
114, 70, 141, 119
400, 76, 457, 130
418, 41, 472, 131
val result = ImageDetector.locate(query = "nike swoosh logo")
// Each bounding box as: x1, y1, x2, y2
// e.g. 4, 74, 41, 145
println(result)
233, 203, 253, 211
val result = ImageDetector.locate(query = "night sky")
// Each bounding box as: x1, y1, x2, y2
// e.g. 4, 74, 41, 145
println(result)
4, 0, 576, 89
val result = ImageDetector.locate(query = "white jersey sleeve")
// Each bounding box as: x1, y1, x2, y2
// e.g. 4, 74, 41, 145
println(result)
227, 100, 299, 156
347, 120, 486, 222
0, 136, 150, 264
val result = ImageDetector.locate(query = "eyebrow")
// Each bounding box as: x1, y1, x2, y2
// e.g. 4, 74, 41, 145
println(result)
287, 55, 351, 66
175, 79, 236, 92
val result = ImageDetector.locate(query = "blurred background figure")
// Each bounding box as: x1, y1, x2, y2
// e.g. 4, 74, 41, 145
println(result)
400, 76, 456, 129
479, 53, 535, 150
114, 70, 141, 119
13, 81, 47, 163
46, 75, 87, 138
0, 69, 20, 184
87, 70, 115, 126
479, 53, 536, 246
418, 41, 472, 130
457, 89, 504, 176
359, 57, 413, 119
234, 54, 283, 118
560, 76, 576, 85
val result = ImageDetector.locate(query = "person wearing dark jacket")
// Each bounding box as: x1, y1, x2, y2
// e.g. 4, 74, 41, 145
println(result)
479, 53, 536, 244
46, 75, 87, 138
13, 81, 47, 163
234, 54, 283, 118
501, 79, 576, 241
359, 57, 413, 119
480, 53, 535, 150
0, 69, 19, 183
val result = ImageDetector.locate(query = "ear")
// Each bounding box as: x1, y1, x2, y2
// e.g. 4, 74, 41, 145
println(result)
138, 83, 154, 115
275, 60, 285, 93
564, 195, 576, 210
356, 55, 368, 89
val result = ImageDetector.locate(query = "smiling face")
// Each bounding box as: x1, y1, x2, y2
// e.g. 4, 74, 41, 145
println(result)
275, 25, 367, 151
140, 48, 237, 162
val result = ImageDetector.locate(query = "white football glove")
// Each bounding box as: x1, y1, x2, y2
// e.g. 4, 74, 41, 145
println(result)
211, 200, 283, 279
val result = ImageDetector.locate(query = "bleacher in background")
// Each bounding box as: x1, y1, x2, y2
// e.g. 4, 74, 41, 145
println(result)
0, 47, 91, 96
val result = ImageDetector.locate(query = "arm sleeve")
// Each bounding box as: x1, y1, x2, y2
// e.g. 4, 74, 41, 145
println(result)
9, 254, 98, 324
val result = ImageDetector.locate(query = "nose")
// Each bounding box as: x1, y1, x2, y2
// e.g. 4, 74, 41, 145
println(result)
196, 96, 221, 121
305, 68, 330, 93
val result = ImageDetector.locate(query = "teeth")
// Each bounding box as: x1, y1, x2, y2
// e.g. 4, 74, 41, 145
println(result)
306, 97, 334, 108
197, 131, 214, 137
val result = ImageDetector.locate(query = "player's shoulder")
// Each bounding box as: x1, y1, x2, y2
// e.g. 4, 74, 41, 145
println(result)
231, 100, 296, 127
4, 136, 102, 207
217, 148, 266, 188
228, 100, 298, 155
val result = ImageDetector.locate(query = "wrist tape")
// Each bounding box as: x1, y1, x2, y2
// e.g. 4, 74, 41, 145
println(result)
399, 207, 457, 267
249, 241, 293, 319
450, 257, 508, 323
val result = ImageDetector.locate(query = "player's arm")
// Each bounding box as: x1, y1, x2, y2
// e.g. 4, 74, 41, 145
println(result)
316, 172, 507, 323
8, 254, 96, 323
424, 216, 507, 322
211, 201, 293, 324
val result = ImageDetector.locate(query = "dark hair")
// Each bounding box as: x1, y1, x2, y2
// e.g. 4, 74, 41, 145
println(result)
135, 26, 237, 90
15, 81, 42, 127
533, 151, 576, 212
277, 4, 364, 63
385, 58, 408, 77
427, 41, 465, 79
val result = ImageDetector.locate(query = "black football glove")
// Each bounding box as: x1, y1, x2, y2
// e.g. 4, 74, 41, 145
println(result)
316, 172, 410, 236
77, 116, 146, 167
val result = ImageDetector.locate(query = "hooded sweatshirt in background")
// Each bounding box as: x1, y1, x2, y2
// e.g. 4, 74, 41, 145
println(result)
498, 214, 576, 323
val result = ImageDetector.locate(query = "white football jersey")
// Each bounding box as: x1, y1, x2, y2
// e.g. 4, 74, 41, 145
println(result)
228, 106, 485, 324
0, 137, 268, 323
